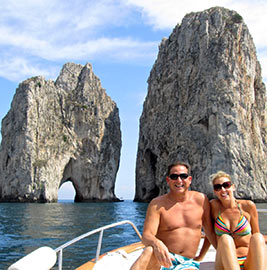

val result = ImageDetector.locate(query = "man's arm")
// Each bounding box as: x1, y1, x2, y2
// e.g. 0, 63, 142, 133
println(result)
142, 199, 173, 268
202, 196, 217, 249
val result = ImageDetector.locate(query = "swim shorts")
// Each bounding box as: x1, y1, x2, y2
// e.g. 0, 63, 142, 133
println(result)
161, 253, 200, 270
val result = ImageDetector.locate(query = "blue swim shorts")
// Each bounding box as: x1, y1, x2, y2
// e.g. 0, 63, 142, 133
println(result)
161, 253, 200, 270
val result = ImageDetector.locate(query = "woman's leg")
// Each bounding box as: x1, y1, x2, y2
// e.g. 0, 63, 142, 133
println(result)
215, 235, 240, 270
244, 233, 267, 270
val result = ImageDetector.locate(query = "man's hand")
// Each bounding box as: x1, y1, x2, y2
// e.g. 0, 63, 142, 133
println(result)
152, 239, 173, 268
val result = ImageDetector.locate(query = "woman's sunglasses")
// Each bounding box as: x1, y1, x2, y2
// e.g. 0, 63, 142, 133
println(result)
169, 173, 189, 180
213, 181, 232, 191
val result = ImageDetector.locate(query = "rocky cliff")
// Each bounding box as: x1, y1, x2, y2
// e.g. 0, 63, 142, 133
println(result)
0, 63, 121, 202
135, 7, 267, 202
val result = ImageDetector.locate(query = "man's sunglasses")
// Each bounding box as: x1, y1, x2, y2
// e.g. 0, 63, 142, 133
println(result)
213, 181, 232, 191
169, 173, 189, 180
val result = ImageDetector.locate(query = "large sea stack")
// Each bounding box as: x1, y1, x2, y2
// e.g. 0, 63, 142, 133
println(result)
135, 7, 267, 202
0, 63, 121, 202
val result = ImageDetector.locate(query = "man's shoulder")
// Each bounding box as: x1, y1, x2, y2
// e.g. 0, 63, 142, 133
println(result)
148, 194, 174, 211
189, 190, 207, 201
150, 194, 168, 205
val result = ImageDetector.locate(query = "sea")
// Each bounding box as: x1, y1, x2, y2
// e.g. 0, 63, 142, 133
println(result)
0, 201, 266, 270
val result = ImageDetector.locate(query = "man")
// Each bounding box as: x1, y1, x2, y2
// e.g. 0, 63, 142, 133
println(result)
131, 161, 216, 270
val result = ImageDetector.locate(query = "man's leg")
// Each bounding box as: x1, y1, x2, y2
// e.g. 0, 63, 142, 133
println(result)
131, 246, 161, 270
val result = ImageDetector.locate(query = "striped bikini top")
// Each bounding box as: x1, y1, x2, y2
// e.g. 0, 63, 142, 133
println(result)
214, 202, 251, 237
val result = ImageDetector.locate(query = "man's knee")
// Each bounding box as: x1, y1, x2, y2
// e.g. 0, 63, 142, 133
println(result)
130, 246, 156, 270
143, 246, 154, 256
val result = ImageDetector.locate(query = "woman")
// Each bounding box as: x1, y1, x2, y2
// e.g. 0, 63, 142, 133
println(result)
197, 171, 266, 269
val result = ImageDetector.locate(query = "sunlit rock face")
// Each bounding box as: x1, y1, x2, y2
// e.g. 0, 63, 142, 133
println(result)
0, 63, 122, 202
135, 7, 267, 202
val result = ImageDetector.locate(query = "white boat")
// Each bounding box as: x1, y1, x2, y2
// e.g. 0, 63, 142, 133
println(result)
8, 220, 217, 270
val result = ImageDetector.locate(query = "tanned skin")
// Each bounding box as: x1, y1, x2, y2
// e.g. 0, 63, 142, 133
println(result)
131, 163, 216, 270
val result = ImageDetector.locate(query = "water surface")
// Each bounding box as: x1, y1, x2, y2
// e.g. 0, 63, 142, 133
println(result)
0, 201, 266, 269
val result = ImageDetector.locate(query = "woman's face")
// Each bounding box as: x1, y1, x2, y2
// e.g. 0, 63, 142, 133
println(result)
213, 176, 235, 201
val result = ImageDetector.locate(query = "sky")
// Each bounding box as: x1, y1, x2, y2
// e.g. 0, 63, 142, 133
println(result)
0, 0, 266, 200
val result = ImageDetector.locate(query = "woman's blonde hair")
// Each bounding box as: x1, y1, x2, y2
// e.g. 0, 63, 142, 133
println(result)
210, 171, 231, 184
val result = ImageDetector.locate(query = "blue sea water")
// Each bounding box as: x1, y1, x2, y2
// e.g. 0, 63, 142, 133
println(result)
0, 200, 148, 269
0, 201, 266, 270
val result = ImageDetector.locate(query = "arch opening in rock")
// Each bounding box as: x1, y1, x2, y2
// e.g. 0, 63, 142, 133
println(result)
58, 180, 75, 202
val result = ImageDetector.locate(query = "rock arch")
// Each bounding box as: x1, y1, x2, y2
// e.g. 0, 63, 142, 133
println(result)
0, 63, 121, 202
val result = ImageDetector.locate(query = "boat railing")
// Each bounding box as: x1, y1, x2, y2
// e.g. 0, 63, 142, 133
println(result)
54, 220, 142, 270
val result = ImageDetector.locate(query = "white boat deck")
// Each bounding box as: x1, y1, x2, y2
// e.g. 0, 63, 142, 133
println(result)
92, 239, 216, 270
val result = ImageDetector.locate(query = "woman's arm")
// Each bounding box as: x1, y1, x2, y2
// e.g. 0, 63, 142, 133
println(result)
246, 200, 260, 233
194, 236, 211, 261
202, 196, 217, 249
196, 199, 218, 261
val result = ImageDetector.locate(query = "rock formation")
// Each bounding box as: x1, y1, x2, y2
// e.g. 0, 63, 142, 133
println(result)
0, 63, 121, 202
135, 7, 267, 202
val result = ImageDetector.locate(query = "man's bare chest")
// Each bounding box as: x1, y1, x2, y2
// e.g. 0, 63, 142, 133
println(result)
159, 203, 203, 231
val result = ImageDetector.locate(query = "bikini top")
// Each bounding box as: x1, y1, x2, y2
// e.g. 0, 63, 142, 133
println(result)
214, 202, 252, 237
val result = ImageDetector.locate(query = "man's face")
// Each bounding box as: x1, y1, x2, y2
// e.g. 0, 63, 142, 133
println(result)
166, 165, 192, 192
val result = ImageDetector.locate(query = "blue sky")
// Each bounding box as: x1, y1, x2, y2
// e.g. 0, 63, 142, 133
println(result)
0, 0, 266, 200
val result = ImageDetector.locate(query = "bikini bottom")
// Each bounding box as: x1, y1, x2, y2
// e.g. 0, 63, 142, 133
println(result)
237, 256, 247, 269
